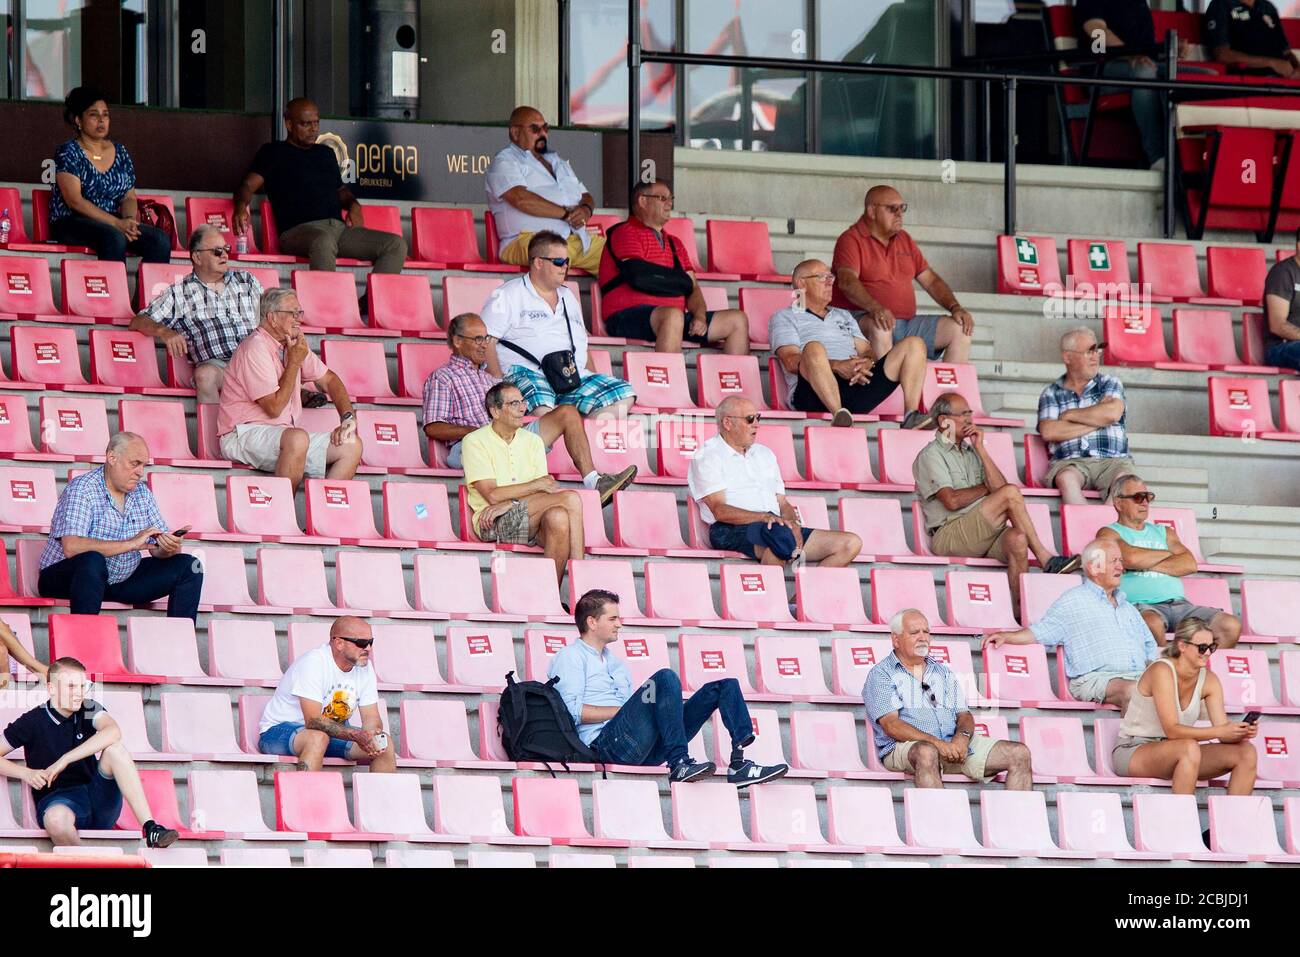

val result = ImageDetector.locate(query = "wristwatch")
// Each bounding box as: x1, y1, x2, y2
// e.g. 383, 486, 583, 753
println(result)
340, 411, 356, 422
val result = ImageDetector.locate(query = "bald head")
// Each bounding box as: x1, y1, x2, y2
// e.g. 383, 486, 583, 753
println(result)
285, 97, 318, 120
330, 616, 371, 640
283, 98, 320, 148
509, 105, 549, 154
792, 259, 834, 310
863, 184, 905, 238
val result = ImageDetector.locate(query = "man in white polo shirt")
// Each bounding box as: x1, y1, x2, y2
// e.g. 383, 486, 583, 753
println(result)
688, 395, 862, 566
482, 230, 635, 418
485, 105, 604, 272
771, 258, 932, 428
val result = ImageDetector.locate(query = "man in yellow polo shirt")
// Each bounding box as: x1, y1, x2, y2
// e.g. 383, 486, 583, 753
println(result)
462, 381, 585, 588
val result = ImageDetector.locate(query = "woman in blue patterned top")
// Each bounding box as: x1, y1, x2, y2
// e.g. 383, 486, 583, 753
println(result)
48, 86, 170, 264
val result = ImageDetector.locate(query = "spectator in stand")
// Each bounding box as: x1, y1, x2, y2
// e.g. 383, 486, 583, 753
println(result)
217, 288, 362, 491
422, 312, 636, 502
485, 105, 604, 272
1111, 617, 1257, 792
37, 433, 202, 622
257, 616, 396, 772
0, 618, 47, 689
1205, 0, 1298, 77
770, 258, 931, 428
233, 97, 406, 275
549, 589, 789, 786
463, 381, 584, 588
1261, 230, 1300, 371
596, 180, 750, 354
128, 224, 262, 403
1037, 327, 1137, 505
983, 538, 1160, 712
864, 609, 1034, 790
0, 657, 180, 847
1097, 474, 1242, 648
915, 393, 1078, 614
481, 231, 636, 417
48, 86, 171, 264
688, 396, 863, 566
831, 185, 974, 362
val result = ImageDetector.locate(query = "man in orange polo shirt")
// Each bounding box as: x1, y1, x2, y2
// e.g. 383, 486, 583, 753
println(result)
832, 184, 974, 364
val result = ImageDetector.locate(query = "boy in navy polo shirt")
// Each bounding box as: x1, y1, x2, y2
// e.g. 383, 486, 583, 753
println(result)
0, 657, 178, 847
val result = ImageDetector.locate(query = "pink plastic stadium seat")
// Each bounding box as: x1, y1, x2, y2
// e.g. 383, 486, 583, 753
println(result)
0, 467, 56, 533
1172, 309, 1268, 371
678, 633, 759, 696
382, 482, 479, 550
368, 273, 438, 334
446, 626, 519, 691
351, 773, 440, 841
126, 617, 221, 685
1056, 791, 1159, 859
979, 790, 1092, 858
869, 568, 951, 632
1253, 722, 1300, 787
984, 642, 1090, 709
804, 426, 885, 488
206, 618, 283, 686
1018, 715, 1118, 784
49, 614, 162, 684
182, 544, 262, 613
788, 709, 874, 777
396, 342, 452, 400
319, 339, 399, 403
736, 286, 795, 348
1019, 573, 1082, 627
1208, 376, 1280, 437
749, 784, 841, 850
385, 849, 456, 868
291, 270, 366, 333
944, 571, 1020, 630
357, 409, 437, 473
367, 624, 446, 693
830, 637, 891, 698
119, 398, 226, 466
185, 196, 253, 248
335, 550, 415, 617
672, 781, 782, 850
720, 564, 811, 629
304, 478, 394, 546
705, 220, 789, 282
710, 708, 799, 778
413, 553, 499, 618
920, 363, 1021, 426
274, 771, 391, 841
1137, 242, 1236, 305
442, 275, 507, 328
753, 634, 833, 700
1133, 793, 1233, 860
1104, 304, 1204, 369
664, 216, 734, 281
98, 689, 180, 760
624, 352, 698, 412
114, 769, 216, 839
88, 329, 179, 394
696, 354, 770, 411
1241, 579, 1300, 641
641, 561, 727, 627
611, 489, 689, 554
256, 547, 338, 615
592, 779, 704, 849
220, 849, 294, 866
609, 632, 672, 688
0, 256, 64, 321
431, 775, 547, 845
996, 235, 1062, 295
1207, 795, 1297, 860
1210, 648, 1285, 711
1205, 245, 1265, 304
904, 789, 1010, 856
226, 476, 319, 543
567, 559, 658, 624
836, 497, 933, 564
826, 785, 917, 852
302, 848, 374, 868
412, 208, 517, 273
400, 699, 499, 767
62, 260, 135, 323
160, 691, 256, 761
12, 326, 98, 389
512, 777, 626, 847
491, 553, 568, 620
794, 566, 870, 629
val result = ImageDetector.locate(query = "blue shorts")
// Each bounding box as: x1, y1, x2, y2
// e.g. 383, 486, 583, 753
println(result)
446, 420, 547, 470
605, 306, 717, 347
708, 520, 817, 561
36, 765, 122, 830
851, 312, 944, 359
258, 721, 352, 760
505, 366, 636, 416
1265, 339, 1300, 371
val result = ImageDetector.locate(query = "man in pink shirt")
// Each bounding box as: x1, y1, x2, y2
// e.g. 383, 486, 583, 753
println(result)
217, 287, 362, 490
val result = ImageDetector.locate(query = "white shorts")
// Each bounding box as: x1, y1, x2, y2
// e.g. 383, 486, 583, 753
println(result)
219, 423, 330, 478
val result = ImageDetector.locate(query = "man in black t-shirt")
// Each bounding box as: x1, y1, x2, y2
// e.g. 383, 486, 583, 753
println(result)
232, 98, 406, 274
1205, 0, 1298, 76
0, 657, 179, 847
1261, 229, 1300, 370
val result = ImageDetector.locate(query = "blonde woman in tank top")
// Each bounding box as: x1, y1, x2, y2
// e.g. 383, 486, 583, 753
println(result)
1111, 617, 1258, 794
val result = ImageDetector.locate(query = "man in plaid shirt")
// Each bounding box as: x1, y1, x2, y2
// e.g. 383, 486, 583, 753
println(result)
423, 312, 636, 506
1037, 326, 1136, 504
130, 223, 262, 403
38, 433, 203, 622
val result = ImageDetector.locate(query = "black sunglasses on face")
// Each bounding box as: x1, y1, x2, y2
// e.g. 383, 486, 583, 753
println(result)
536, 256, 569, 267
1176, 638, 1217, 655
338, 636, 374, 649
727, 413, 762, 425
198, 245, 232, 256
1116, 491, 1156, 504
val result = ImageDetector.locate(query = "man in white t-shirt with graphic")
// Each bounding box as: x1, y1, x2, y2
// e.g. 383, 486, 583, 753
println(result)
257, 615, 395, 772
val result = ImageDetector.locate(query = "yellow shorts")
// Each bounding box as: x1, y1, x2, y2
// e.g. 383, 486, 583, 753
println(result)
499, 231, 606, 273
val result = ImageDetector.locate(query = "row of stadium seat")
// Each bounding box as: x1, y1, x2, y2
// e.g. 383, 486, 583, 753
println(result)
1100, 305, 1297, 377
1208, 376, 1300, 439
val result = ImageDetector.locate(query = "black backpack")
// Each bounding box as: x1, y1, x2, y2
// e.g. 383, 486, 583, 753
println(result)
498, 672, 603, 775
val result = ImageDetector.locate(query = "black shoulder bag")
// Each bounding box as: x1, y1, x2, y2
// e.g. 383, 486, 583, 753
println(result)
599, 222, 695, 298
497, 298, 583, 395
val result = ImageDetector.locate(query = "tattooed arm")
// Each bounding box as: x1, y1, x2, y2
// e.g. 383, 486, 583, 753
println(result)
298, 698, 361, 742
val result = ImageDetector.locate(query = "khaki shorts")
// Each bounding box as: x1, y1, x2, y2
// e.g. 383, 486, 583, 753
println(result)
1111, 734, 1163, 776
1043, 456, 1136, 498
475, 499, 534, 545
931, 507, 1009, 563
1068, 669, 1143, 704
219, 424, 329, 478
883, 733, 1001, 783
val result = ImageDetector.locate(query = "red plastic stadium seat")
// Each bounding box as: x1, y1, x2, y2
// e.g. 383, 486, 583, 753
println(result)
62, 260, 135, 323
1241, 579, 1300, 641
1208, 376, 1281, 437
189, 770, 293, 839
979, 791, 1092, 859
705, 220, 789, 283
442, 276, 505, 328
160, 691, 256, 761
1019, 573, 1082, 627
0, 187, 42, 250
1137, 242, 1237, 305
737, 287, 794, 348
206, 618, 283, 686
256, 546, 339, 614
39, 396, 111, 459
368, 273, 438, 334
127, 617, 222, 685
335, 551, 416, 617
29, 189, 90, 252
12, 326, 100, 390
754, 635, 834, 700
984, 643, 1091, 709
945, 570, 1019, 629
996, 235, 1062, 295
664, 216, 737, 281
48, 614, 162, 684
1056, 791, 1160, 860
351, 773, 441, 841
274, 771, 391, 841
185, 197, 250, 247
0, 467, 56, 533
643, 561, 731, 627
1171, 309, 1266, 371
1239, 310, 1290, 372
396, 342, 452, 399
356, 203, 404, 239
696, 354, 770, 411
1207, 795, 1297, 860
492, 553, 567, 620
678, 633, 760, 697
1068, 239, 1140, 300
920, 363, 1021, 426
1104, 304, 1206, 370
794, 566, 870, 629
431, 775, 545, 845
624, 352, 697, 412
0, 256, 65, 322
115, 769, 218, 839
89, 330, 186, 395
291, 271, 367, 333
1279, 379, 1300, 434
512, 777, 627, 847
226, 476, 320, 543
119, 398, 229, 467
411, 208, 517, 273
1206, 246, 1265, 305
445, 626, 519, 690
319, 339, 401, 403
304, 478, 394, 546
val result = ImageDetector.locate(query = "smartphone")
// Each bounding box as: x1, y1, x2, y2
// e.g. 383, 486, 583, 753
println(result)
174, 526, 192, 538
1242, 711, 1262, 725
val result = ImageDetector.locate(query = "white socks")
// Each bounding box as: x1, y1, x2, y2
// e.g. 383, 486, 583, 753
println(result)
582, 471, 600, 489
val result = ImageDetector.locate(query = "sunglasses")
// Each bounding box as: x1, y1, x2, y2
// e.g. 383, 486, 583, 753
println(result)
872, 202, 908, 214
727, 413, 762, 424
521, 122, 549, 133
338, 636, 374, 649
536, 256, 569, 267
198, 245, 232, 256
1069, 342, 1107, 355
919, 681, 940, 707
1116, 491, 1156, 504
1176, 637, 1217, 655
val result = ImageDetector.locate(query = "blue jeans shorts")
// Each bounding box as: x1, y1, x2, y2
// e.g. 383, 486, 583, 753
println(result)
36, 765, 123, 830
259, 721, 352, 759
708, 520, 816, 561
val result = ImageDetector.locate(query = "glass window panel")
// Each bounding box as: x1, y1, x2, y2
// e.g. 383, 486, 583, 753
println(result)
23, 0, 85, 100
686, 67, 807, 152
568, 0, 676, 129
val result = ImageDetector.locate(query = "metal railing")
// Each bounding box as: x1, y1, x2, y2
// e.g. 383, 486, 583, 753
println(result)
623, 1, 1300, 240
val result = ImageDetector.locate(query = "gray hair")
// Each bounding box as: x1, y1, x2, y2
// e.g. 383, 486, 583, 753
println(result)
1109, 473, 1142, 502
105, 431, 145, 457
1060, 326, 1095, 353
448, 313, 481, 339
1080, 538, 1114, 581
715, 395, 750, 426
791, 259, 824, 285
889, 608, 926, 636
188, 223, 225, 255
259, 287, 300, 324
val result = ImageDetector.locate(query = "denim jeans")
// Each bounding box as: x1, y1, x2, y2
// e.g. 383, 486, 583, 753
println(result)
50, 214, 171, 264
38, 552, 204, 622
592, 669, 753, 768
1265, 339, 1300, 372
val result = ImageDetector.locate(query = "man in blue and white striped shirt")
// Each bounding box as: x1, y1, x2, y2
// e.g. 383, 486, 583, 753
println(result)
864, 608, 1033, 789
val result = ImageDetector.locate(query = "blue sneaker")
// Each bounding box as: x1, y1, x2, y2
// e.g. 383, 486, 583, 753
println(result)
669, 759, 716, 783
728, 760, 789, 789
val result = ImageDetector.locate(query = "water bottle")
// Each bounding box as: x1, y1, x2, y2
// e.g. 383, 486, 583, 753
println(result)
236, 233, 248, 256
0, 209, 11, 247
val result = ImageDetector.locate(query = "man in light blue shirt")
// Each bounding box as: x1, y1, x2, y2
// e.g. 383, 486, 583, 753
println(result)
548, 589, 788, 787
984, 537, 1160, 712
484, 105, 604, 272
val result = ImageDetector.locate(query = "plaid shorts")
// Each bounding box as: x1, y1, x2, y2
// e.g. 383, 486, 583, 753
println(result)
476, 499, 533, 545
505, 366, 636, 415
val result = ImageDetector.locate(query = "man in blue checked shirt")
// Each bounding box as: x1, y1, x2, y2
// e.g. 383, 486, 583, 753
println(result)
548, 589, 788, 788
38, 432, 202, 622
864, 608, 1033, 789
983, 538, 1160, 714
